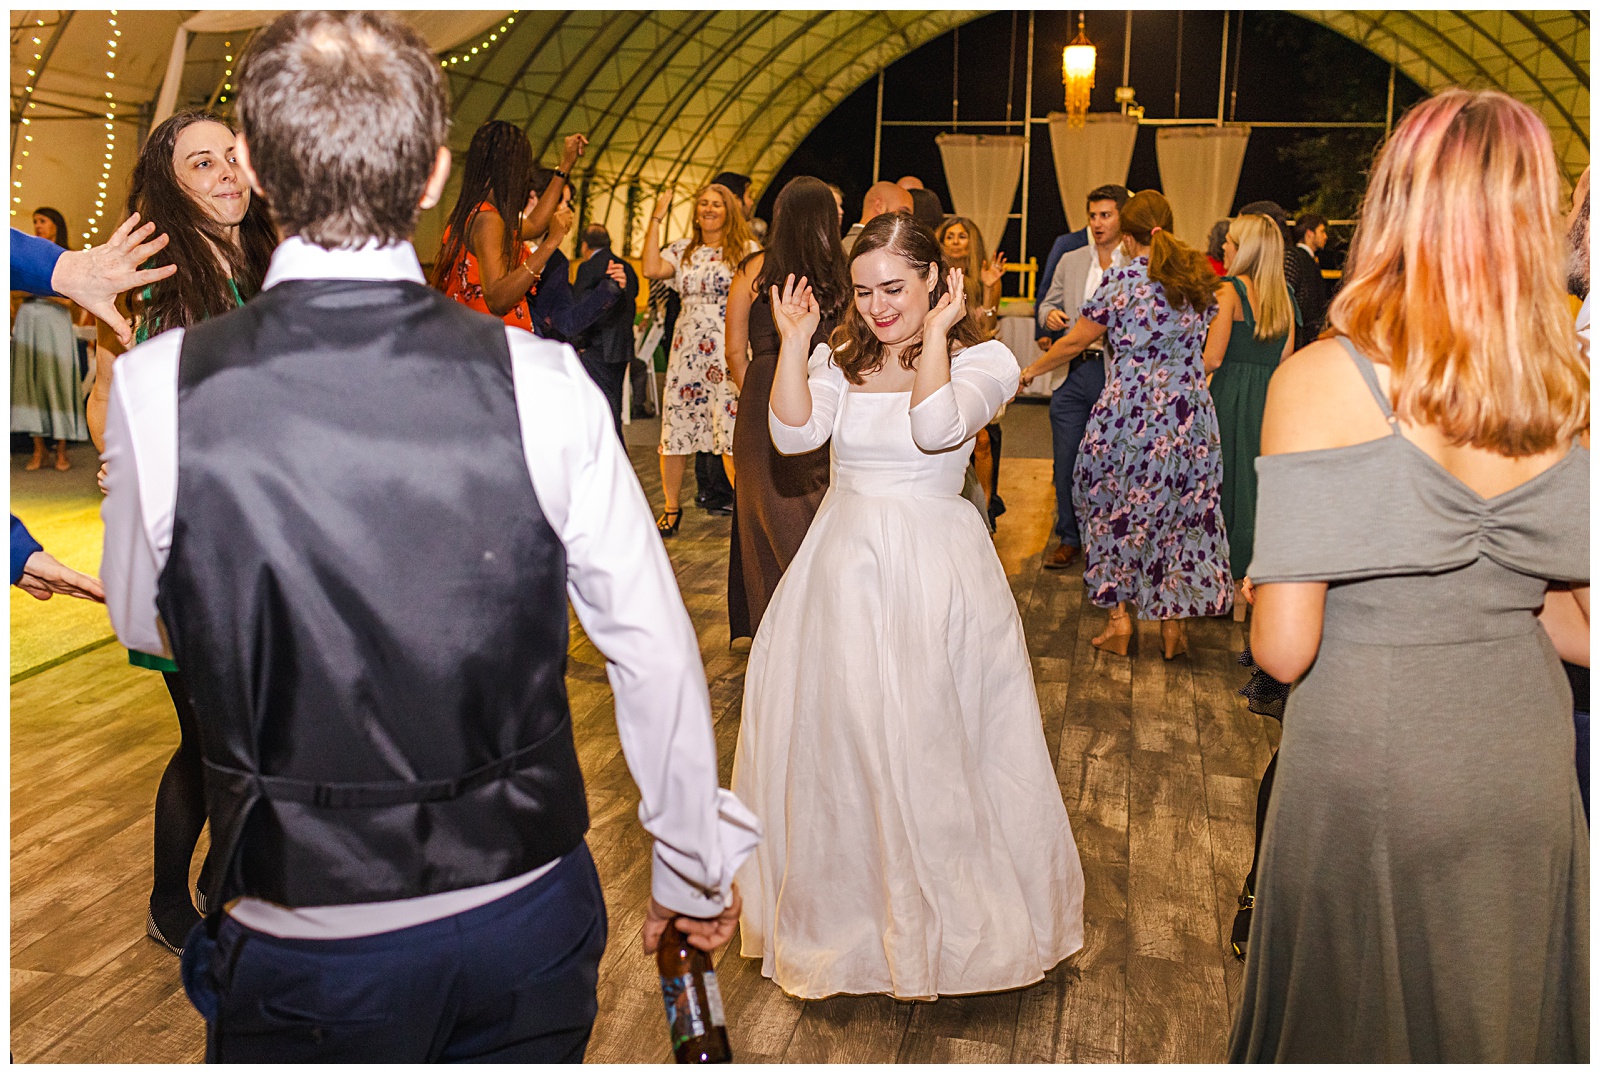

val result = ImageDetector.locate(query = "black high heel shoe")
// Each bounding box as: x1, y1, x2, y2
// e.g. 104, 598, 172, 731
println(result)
656, 509, 682, 537
1230, 889, 1254, 961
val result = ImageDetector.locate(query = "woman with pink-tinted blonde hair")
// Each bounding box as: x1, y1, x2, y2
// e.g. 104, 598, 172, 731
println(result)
1230, 89, 1588, 1062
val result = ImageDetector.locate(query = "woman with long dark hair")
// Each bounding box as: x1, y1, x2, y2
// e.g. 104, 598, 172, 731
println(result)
732, 213, 1084, 1000
1020, 189, 1233, 658
723, 176, 847, 639
12, 206, 88, 469
430, 121, 584, 330
86, 108, 278, 954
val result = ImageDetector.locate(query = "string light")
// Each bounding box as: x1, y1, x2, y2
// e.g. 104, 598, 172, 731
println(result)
440, 12, 517, 69
82, 12, 120, 243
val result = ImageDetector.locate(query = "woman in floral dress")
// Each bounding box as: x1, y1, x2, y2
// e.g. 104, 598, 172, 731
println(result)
642, 183, 757, 535
1020, 190, 1232, 657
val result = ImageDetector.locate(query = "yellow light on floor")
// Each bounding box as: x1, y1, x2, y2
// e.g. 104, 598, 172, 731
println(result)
1062, 14, 1096, 129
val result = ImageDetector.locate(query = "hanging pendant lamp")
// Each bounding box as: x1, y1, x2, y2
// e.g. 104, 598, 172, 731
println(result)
1062, 12, 1096, 128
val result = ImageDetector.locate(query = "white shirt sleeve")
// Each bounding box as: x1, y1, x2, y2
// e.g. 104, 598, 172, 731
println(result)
769, 342, 844, 455
507, 329, 760, 918
658, 239, 687, 292
907, 338, 1021, 453
100, 331, 184, 658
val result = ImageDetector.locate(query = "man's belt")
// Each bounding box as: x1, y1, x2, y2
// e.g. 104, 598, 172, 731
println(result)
1070, 348, 1105, 371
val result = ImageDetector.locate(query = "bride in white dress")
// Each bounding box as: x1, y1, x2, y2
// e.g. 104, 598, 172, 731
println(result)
733, 213, 1084, 1000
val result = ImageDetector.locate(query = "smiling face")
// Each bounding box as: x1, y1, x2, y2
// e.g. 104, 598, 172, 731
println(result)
852, 248, 937, 347
172, 120, 250, 226
940, 222, 970, 261
696, 189, 728, 235
31, 213, 56, 242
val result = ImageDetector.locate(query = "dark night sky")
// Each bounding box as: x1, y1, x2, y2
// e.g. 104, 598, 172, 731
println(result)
757, 11, 1426, 275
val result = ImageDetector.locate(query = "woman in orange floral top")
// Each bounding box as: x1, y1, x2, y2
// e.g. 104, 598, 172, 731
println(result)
432, 121, 586, 329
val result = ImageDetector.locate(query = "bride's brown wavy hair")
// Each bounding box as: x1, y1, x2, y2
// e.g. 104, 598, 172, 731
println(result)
828, 212, 984, 384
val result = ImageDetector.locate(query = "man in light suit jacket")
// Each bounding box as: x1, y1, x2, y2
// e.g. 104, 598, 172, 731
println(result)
1031, 184, 1128, 569
569, 224, 639, 441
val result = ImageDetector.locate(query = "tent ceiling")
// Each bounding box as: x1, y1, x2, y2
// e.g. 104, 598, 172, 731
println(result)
10, 10, 1590, 249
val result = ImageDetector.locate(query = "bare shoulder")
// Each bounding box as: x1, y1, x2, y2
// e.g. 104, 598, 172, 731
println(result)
1261, 338, 1392, 455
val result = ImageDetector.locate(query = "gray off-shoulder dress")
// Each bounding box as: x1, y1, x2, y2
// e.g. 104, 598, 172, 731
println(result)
1229, 339, 1589, 1062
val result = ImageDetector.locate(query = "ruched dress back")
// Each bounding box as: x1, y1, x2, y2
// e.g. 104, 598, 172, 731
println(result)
1230, 338, 1589, 1062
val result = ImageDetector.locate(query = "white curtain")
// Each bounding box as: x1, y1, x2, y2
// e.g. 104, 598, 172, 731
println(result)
154, 10, 509, 125
1045, 113, 1138, 232
935, 133, 1025, 256
1155, 126, 1251, 249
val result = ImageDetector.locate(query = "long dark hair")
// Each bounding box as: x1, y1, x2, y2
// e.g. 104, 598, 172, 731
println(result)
126, 109, 277, 335
828, 212, 983, 385
32, 206, 68, 249
430, 120, 533, 291
751, 176, 848, 319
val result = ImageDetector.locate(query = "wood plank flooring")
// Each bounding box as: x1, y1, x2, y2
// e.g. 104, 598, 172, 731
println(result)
10, 437, 1277, 1063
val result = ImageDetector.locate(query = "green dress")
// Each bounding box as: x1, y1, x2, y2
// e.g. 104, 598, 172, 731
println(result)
126, 279, 245, 674
1208, 277, 1297, 581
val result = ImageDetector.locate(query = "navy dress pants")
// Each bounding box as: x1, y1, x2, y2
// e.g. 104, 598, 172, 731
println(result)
579, 351, 629, 443
182, 842, 607, 1063
1048, 357, 1106, 545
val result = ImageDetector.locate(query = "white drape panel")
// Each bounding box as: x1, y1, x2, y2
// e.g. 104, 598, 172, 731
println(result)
1155, 126, 1251, 249
1045, 113, 1138, 231
935, 133, 1025, 255
153, 11, 509, 126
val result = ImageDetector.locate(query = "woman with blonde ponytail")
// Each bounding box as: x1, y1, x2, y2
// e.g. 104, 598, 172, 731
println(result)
1232, 89, 1588, 1062
1021, 189, 1233, 658
1202, 212, 1298, 592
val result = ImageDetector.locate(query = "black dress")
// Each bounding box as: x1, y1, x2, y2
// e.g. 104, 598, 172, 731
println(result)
727, 297, 833, 641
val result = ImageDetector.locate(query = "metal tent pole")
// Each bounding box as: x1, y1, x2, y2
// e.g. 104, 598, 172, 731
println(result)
1174, 11, 1183, 118
1020, 10, 1035, 270
1385, 61, 1396, 137
1216, 11, 1229, 126
873, 69, 884, 182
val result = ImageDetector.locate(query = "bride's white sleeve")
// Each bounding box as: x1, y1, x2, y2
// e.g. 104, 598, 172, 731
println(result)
769, 343, 844, 455
908, 339, 1021, 452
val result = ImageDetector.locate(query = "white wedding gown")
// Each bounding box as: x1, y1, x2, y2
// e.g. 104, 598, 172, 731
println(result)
734, 338, 1085, 1000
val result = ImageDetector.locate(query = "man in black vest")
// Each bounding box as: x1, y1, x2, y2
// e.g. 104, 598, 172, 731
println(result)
99, 11, 758, 1063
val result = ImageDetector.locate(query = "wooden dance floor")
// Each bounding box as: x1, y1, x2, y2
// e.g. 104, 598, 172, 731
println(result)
10, 410, 1276, 1062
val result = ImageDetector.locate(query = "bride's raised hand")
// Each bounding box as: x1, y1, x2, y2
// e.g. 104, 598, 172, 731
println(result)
926, 267, 967, 338
770, 273, 820, 342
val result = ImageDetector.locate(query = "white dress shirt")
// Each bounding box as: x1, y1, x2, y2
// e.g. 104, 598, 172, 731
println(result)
100, 236, 760, 938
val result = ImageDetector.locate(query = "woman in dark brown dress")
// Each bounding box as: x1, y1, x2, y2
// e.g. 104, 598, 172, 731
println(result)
725, 177, 849, 640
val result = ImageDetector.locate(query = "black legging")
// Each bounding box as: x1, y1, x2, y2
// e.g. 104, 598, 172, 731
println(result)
151, 672, 208, 914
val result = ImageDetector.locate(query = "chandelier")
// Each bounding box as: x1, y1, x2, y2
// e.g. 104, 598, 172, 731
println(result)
1062, 13, 1096, 128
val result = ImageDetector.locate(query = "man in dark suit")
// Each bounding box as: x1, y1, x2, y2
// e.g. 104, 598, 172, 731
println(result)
568, 224, 639, 441
1287, 212, 1330, 349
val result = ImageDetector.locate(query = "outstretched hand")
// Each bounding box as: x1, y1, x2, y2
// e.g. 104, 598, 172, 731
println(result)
770, 273, 820, 342
559, 132, 589, 172
17, 550, 105, 603
651, 190, 672, 223
925, 267, 968, 338
980, 251, 1006, 290
605, 259, 628, 288
52, 213, 175, 347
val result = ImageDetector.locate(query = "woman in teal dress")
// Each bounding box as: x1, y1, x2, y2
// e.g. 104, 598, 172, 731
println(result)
1202, 212, 1298, 590
88, 110, 277, 954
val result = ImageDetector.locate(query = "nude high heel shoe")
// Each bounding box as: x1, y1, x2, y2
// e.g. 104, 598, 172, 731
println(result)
1092, 608, 1134, 656
1161, 618, 1189, 660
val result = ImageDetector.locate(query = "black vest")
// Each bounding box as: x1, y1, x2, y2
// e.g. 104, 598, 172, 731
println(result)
158, 278, 588, 909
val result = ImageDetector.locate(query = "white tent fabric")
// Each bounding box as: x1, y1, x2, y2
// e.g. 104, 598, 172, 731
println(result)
935, 133, 1025, 256
1155, 126, 1252, 249
153, 11, 508, 126
1045, 113, 1138, 232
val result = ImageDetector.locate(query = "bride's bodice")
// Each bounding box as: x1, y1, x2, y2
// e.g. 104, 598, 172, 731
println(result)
769, 339, 1021, 499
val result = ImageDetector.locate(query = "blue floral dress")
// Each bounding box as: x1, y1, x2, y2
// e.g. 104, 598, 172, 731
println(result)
1071, 256, 1233, 619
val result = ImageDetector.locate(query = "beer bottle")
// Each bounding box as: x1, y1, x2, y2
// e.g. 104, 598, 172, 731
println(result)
656, 920, 732, 1063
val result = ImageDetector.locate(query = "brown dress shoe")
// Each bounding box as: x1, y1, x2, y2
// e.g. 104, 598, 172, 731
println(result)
1043, 543, 1080, 570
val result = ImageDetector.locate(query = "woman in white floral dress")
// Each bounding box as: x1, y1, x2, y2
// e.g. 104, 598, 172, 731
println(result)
643, 183, 758, 535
